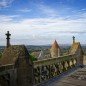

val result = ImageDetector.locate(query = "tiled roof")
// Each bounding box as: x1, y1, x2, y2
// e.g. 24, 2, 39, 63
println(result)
31, 50, 45, 59
53, 40, 59, 48
69, 42, 83, 54
0, 45, 30, 65
31, 52, 40, 59
50, 40, 60, 50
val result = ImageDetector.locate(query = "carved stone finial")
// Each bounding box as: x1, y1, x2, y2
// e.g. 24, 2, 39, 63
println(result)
5, 31, 11, 47
72, 36, 75, 44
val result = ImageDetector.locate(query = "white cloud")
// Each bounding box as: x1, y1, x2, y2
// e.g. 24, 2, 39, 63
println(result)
0, 0, 86, 45
38, 4, 58, 17
16, 8, 31, 12
0, 0, 14, 8
0, 15, 19, 22
0, 15, 86, 45
81, 9, 86, 11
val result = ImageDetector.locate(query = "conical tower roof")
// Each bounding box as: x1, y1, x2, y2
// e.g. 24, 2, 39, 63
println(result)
50, 40, 59, 50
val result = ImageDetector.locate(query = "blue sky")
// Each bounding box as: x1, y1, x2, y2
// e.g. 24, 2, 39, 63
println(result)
0, 0, 86, 45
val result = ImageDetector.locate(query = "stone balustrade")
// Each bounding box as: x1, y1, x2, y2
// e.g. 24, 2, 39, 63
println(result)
33, 54, 77, 85
0, 64, 16, 86
0, 64, 14, 72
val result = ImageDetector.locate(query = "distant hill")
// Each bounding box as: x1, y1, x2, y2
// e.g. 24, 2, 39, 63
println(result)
0, 46, 5, 49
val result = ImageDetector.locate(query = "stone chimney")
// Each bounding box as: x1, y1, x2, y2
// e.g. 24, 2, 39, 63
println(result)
72, 36, 75, 44
5, 31, 11, 47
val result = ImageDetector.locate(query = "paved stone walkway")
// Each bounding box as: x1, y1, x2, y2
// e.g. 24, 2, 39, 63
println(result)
50, 67, 86, 86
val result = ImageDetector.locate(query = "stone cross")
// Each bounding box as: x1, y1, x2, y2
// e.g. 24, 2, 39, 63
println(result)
5, 31, 11, 47
72, 36, 75, 44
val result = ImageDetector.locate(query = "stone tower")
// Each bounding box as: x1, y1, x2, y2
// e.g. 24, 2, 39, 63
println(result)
69, 36, 84, 66
50, 40, 61, 58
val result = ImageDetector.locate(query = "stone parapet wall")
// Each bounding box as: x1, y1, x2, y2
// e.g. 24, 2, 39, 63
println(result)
33, 54, 77, 85
0, 65, 16, 86
0, 64, 14, 73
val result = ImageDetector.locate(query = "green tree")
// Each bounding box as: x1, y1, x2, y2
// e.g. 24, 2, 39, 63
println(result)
30, 54, 37, 61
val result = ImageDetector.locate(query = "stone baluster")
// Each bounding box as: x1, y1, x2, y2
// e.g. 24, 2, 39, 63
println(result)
71, 59, 74, 68
62, 61, 66, 72
49, 65, 51, 79
67, 60, 71, 70
55, 64, 60, 75
34, 66, 40, 84
45, 65, 50, 79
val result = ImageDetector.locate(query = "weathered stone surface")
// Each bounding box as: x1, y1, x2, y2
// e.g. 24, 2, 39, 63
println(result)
69, 42, 84, 65
0, 45, 33, 86
50, 67, 86, 86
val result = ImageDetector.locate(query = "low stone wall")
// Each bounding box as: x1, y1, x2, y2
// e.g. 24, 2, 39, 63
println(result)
0, 54, 83, 86
0, 64, 14, 73
33, 54, 77, 85
0, 64, 16, 86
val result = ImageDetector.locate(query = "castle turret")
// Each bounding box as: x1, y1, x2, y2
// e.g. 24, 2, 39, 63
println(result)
5, 31, 11, 47
50, 40, 61, 58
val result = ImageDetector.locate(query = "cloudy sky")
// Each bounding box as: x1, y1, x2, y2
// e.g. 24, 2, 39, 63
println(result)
0, 0, 86, 45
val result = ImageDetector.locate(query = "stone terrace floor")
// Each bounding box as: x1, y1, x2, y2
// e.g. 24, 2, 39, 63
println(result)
49, 66, 86, 86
